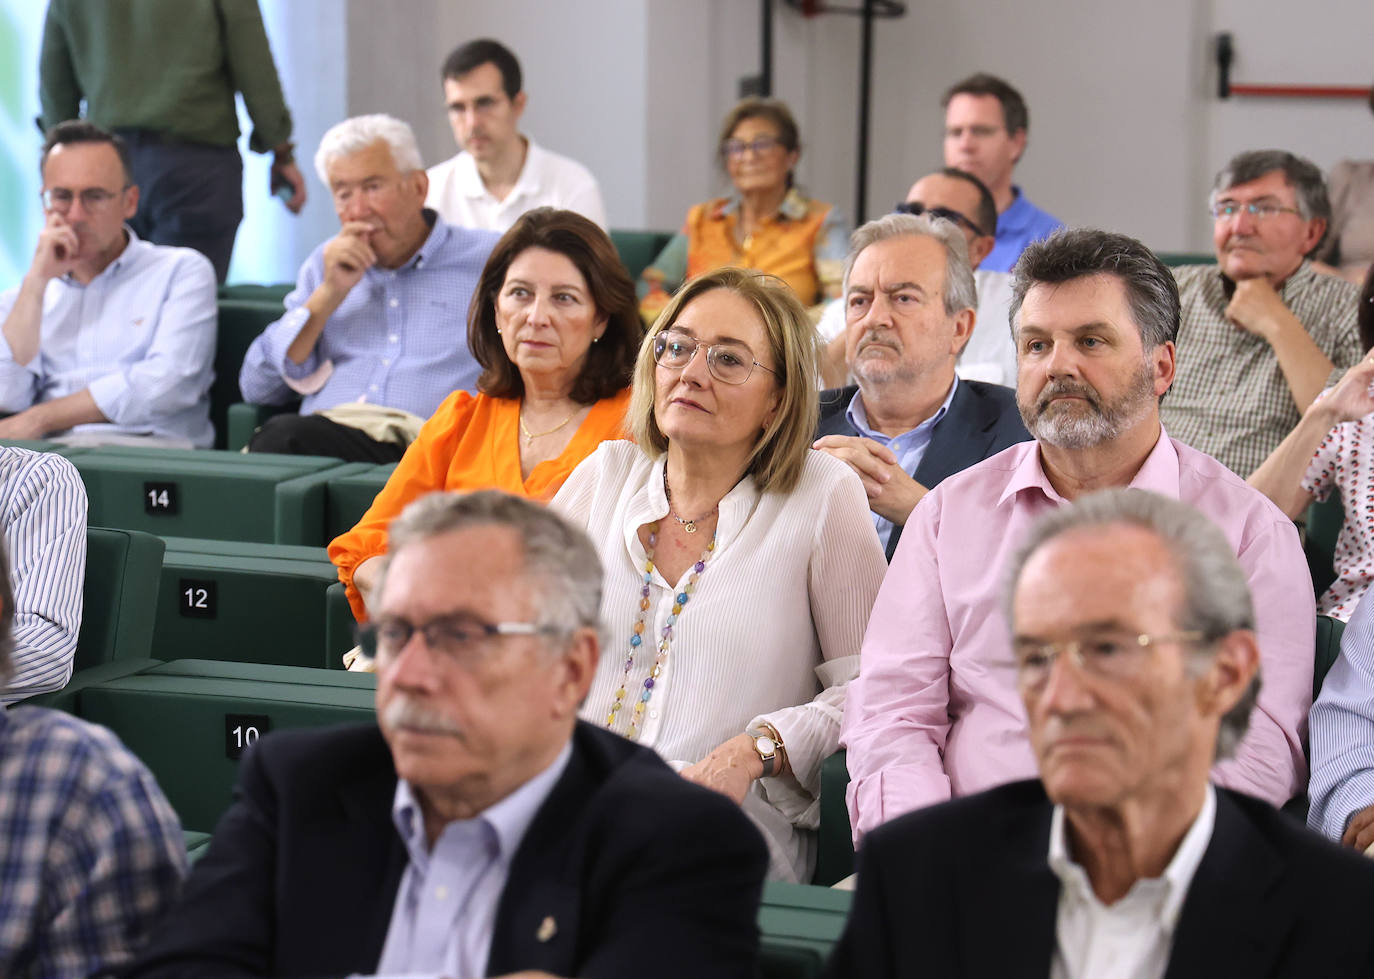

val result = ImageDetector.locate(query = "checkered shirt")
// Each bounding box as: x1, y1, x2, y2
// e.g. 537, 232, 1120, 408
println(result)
1160, 261, 1362, 478
0, 707, 186, 978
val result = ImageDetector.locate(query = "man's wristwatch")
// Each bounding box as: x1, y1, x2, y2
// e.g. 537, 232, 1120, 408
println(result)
746, 723, 786, 778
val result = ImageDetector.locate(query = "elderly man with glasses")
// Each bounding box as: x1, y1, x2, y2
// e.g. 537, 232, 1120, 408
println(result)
1160, 149, 1363, 478
0, 120, 217, 447
828, 489, 1374, 978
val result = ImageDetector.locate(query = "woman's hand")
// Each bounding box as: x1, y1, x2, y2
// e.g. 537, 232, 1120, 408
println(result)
1321, 354, 1374, 425
352, 555, 384, 613
680, 733, 764, 805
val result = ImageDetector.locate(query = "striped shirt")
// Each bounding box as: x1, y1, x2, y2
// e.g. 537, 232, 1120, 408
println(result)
239, 214, 498, 417
1161, 262, 1362, 478
0, 707, 186, 978
0, 446, 86, 704
1309, 592, 1374, 840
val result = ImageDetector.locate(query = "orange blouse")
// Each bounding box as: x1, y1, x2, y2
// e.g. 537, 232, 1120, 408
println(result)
328, 387, 632, 619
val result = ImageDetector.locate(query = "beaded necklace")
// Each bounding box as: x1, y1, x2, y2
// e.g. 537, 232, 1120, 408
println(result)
605, 520, 717, 740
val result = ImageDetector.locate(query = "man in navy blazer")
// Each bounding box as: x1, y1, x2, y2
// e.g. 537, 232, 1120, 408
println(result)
815, 211, 1028, 560
125, 491, 768, 979
826, 489, 1374, 978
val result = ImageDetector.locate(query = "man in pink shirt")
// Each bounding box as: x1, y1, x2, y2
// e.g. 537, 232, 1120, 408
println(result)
841, 227, 1314, 843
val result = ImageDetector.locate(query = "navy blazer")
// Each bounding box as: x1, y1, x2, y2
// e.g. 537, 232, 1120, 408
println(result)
816, 379, 1030, 559
123, 721, 769, 979
825, 780, 1374, 978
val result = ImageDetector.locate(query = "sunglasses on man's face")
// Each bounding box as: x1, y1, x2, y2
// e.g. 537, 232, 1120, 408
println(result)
892, 200, 987, 238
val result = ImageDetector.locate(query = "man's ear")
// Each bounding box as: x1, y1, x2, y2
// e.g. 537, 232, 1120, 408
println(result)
968, 233, 995, 267
1196, 629, 1261, 720
951, 308, 976, 357
551, 626, 599, 719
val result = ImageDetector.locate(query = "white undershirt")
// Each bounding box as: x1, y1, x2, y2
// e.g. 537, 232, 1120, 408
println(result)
1048, 785, 1216, 979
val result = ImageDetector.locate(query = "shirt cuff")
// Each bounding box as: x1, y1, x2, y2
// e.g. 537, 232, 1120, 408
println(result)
86, 370, 131, 425
283, 359, 334, 396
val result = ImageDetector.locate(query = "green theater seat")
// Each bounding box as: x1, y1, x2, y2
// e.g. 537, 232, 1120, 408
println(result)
75, 659, 377, 832
1306, 492, 1344, 599
610, 229, 675, 281
78, 528, 165, 671
816, 750, 854, 886
213, 299, 285, 449
70, 446, 366, 545
154, 538, 356, 669
758, 881, 851, 968
324, 463, 396, 541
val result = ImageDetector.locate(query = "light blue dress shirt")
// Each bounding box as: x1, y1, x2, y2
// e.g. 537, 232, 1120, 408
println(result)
239, 214, 498, 419
368, 741, 572, 979
982, 186, 1065, 274
1309, 595, 1374, 840
0, 228, 217, 446
843, 376, 959, 550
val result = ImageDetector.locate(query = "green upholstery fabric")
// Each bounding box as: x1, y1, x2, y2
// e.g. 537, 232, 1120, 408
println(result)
759, 944, 823, 979
816, 750, 854, 886
1306, 492, 1345, 599
76, 659, 377, 832
213, 299, 285, 450
71, 446, 354, 544
217, 283, 293, 305
226, 401, 295, 452
1155, 251, 1217, 267
758, 881, 852, 965
1316, 614, 1346, 701
183, 830, 214, 864
76, 528, 165, 672
325, 582, 356, 662
154, 538, 351, 669
324, 463, 396, 541
610, 229, 675, 282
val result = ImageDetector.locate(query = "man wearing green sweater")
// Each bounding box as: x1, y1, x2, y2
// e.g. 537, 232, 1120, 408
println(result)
38, 0, 307, 282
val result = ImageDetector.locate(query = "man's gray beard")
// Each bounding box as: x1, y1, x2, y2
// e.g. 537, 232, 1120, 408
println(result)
1019, 364, 1156, 450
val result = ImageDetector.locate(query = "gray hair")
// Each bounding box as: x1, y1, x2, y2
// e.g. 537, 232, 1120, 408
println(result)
1010, 228, 1180, 351
841, 212, 978, 318
1209, 149, 1331, 224
313, 114, 424, 185
1002, 488, 1259, 761
379, 490, 603, 648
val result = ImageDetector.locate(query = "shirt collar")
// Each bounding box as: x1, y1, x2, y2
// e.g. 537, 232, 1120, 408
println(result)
715, 187, 810, 222
845, 375, 959, 442
62, 225, 144, 285
624, 452, 761, 563
390, 739, 573, 870
1048, 784, 1217, 930
997, 186, 1034, 233
997, 425, 1180, 507
368, 210, 446, 276
455, 136, 540, 201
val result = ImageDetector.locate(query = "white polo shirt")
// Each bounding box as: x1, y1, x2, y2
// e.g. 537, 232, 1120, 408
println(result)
425, 138, 607, 232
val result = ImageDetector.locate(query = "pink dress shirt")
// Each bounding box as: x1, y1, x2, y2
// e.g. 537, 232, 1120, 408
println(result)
841, 431, 1314, 842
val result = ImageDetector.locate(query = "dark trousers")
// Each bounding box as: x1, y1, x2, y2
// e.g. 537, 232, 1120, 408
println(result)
119, 130, 244, 283
246, 414, 408, 464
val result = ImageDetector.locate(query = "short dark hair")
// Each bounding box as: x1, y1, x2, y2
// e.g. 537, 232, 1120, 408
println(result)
1010, 228, 1181, 351
41, 120, 133, 184
1210, 149, 1331, 223
942, 73, 1029, 135
0, 532, 13, 688
468, 208, 642, 404
1358, 262, 1374, 354
936, 166, 998, 240
441, 38, 522, 99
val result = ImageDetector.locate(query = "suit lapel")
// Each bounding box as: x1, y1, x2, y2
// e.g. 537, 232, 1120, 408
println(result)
912, 381, 996, 491
1164, 791, 1291, 979
816, 386, 860, 438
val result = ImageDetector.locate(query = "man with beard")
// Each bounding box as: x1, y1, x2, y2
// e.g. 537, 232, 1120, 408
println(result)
814, 212, 1028, 560
842, 228, 1314, 843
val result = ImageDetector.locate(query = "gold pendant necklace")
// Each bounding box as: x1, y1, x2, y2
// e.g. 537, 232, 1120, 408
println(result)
519, 407, 578, 445
664, 471, 718, 534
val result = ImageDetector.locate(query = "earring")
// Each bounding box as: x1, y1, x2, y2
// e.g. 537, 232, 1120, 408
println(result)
496, 327, 502, 334
592, 335, 600, 344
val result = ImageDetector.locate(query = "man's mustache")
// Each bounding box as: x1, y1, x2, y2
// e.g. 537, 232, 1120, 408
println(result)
1034, 379, 1103, 415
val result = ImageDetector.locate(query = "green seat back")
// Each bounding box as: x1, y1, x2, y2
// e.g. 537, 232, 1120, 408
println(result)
760, 944, 823, 979
324, 464, 397, 541
217, 283, 293, 305
77, 659, 377, 832
1154, 251, 1217, 267
1306, 492, 1345, 598
76, 528, 165, 671
213, 299, 285, 449
758, 881, 852, 965
1316, 614, 1346, 701
815, 750, 854, 885
610, 229, 675, 282
154, 538, 354, 669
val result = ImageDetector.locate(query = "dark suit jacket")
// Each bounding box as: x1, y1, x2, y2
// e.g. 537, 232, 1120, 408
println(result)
816, 379, 1029, 560
824, 780, 1374, 978
124, 721, 769, 979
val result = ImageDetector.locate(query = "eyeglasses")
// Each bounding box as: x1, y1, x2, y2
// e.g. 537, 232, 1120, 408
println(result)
893, 200, 987, 238
356, 614, 561, 667
41, 187, 127, 213
723, 136, 784, 158
1209, 201, 1303, 222
653, 330, 779, 385
1012, 630, 1206, 690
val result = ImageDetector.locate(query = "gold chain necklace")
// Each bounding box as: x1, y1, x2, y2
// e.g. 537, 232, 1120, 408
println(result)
519, 407, 578, 445
664, 470, 718, 534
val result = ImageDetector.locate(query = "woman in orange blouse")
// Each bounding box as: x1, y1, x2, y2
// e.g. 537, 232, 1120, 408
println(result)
639, 97, 847, 323
329, 208, 641, 619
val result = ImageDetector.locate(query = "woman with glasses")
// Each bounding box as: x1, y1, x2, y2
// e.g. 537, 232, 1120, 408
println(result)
329, 208, 641, 622
638, 98, 847, 325
553, 267, 886, 881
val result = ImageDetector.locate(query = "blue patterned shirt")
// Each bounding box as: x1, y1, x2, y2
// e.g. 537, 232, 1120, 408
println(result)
239, 214, 499, 418
0, 707, 186, 978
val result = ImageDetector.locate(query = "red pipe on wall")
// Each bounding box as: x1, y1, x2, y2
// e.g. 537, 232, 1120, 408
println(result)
1227, 84, 1371, 100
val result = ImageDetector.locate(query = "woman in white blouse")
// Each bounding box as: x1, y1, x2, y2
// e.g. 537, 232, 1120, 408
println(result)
552, 267, 886, 881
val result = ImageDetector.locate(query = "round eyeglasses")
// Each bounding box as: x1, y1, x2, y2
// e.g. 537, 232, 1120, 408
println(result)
652, 330, 779, 385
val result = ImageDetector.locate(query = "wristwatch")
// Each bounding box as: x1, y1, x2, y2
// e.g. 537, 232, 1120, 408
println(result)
746, 723, 786, 778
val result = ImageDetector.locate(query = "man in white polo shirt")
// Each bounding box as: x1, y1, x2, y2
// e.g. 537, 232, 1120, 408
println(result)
426, 38, 606, 232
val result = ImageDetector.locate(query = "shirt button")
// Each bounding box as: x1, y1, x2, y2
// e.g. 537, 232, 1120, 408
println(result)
435, 885, 449, 900
649, 709, 659, 719
389, 298, 399, 308
388, 334, 399, 343
370, 385, 379, 393
381, 358, 390, 366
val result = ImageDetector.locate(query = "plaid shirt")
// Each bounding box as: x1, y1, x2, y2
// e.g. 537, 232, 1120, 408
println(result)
0, 707, 185, 978
1161, 261, 1362, 478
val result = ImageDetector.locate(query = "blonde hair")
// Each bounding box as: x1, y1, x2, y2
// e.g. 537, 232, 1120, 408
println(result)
627, 268, 819, 494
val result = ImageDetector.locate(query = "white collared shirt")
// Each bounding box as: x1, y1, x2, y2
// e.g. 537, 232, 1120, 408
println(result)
1048, 785, 1217, 979
426, 138, 607, 232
